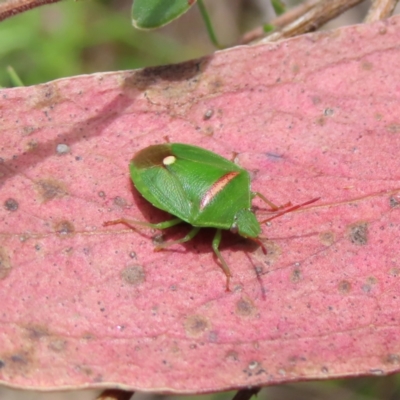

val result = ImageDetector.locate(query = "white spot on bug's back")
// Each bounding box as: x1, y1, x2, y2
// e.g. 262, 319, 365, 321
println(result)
163, 155, 176, 165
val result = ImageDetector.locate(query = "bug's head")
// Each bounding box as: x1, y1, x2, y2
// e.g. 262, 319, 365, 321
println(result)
232, 209, 261, 238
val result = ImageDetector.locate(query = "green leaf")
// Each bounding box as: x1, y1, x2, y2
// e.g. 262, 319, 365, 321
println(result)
263, 23, 275, 33
271, 0, 286, 16
197, 0, 221, 48
132, 0, 196, 30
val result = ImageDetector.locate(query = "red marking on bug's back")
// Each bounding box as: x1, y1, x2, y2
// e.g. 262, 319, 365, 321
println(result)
200, 171, 239, 210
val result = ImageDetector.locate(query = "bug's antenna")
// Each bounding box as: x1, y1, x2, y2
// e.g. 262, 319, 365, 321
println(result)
260, 197, 320, 224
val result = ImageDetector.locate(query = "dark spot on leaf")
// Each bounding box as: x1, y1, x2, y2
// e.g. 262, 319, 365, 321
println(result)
288, 355, 307, 363
290, 268, 302, 283
98, 191, 106, 198
387, 123, 400, 133
113, 196, 127, 208
389, 268, 400, 277
204, 126, 214, 136
362, 284, 372, 293
4, 198, 18, 211
129, 252, 137, 259
254, 265, 264, 278
209, 78, 224, 90
225, 350, 239, 362
24, 325, 48, 340
208, 331, 218, 342
312, 96, 321, 105
10, 353, 28, 364
319, 231, 335, 246
362, 276, 377, 293
390, 196, 400, 208
291, 64, 300, 74
152, 233, 164, 246
35, 179, 68, 202
184, 315, 210, 337
48, 339, 67, 352
77, 365, 93, 376
348, 222, 368, 246
236, 297, 256, 317
338, 280, 352, 294
0, 247, 11, 280
82, 333, 95, 341
384, 354, 400, 365
32, 83, 59, 108
121, 265, 145, 286
26, 140, 38, 151
0, 360, 4, 369
63, 247, 73, 255
54, 220, 75, 237
22, 126, 36, 136
361, 61, 373, 70
265, 152, 283, 161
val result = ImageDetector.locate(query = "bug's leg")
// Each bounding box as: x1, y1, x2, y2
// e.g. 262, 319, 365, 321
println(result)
155, 226, 201, 250
248, 237, 268, 255
260, 197, 320, 224
103, 217, 183, 230
212, 229, 232, 292
253, 192, 291, 211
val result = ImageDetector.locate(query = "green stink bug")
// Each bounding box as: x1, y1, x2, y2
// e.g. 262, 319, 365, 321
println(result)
105, 143, 318, 290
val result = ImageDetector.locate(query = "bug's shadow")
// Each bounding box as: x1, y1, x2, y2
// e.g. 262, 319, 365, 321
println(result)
129, 182, 263, 267
130, 182, 172, 226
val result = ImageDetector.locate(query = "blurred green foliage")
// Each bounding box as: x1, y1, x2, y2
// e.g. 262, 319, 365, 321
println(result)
132, 0, 193, 29
0, 0, 201, 87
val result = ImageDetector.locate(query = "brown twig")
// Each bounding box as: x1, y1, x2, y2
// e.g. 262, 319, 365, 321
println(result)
240, 0, 321, 44
364, 0, 399, 22
263, 0, 366, 42
240, 0, 366, 44
0, 0, 62, 22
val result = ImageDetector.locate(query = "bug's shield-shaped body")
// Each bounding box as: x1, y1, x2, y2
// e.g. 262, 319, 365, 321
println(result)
130, 143, 260, 238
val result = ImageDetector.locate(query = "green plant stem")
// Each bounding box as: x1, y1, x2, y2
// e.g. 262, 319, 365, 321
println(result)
197, 0, 222, 49
7, 66, 24, 87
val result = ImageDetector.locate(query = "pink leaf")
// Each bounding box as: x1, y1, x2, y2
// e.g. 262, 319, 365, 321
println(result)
1, 15, 400, 392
